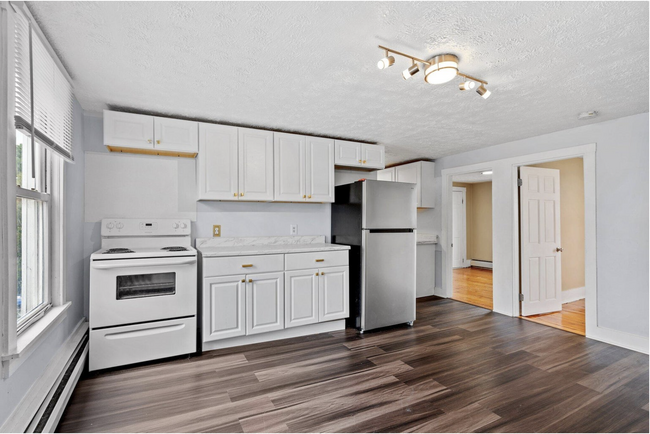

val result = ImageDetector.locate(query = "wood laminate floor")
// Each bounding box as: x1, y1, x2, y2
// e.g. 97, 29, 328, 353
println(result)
453, 267, 586, 336
58, 298, 648, 433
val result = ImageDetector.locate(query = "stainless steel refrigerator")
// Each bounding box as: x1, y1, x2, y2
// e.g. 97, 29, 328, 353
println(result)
331, 179, 417, 332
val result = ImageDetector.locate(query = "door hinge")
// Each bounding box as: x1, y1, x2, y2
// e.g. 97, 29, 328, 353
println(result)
519, 293, 524, 302
517, 179, 523, 187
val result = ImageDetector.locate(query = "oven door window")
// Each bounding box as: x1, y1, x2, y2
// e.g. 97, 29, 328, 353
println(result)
116, 272, 176, 300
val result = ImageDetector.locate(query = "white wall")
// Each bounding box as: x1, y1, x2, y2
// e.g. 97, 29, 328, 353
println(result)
433, 113, 649, 341
0, 99, 86, 426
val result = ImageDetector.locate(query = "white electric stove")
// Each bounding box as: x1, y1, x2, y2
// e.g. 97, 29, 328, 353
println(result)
89, 218, 197, 371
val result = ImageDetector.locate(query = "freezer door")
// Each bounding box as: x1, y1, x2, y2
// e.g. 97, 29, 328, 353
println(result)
362, 180, 417, 229
361, 231, 416, 331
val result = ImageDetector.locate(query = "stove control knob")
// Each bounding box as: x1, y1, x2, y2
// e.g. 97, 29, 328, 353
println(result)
116, 222, 124, 229
106, 222, 114, 229
181, 222, 187, 229
173, 222, 179, 229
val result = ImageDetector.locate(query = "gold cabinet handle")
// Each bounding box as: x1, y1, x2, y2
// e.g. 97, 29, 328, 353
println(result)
240, 192, 244, 197
303, 195, 306, 199
241, 279, 245, 283
147, 139, 152, 144
248, 279, 253, 283
308, 195, 312, 199
156, 140, 161, 144
242, 264, 253, 268
363, 160, 367, 164
315, 272, 319, 276
320, 272, 325, 275
233, 193, 238, 197
315, 259, 324, 262
358, 159, 362, 163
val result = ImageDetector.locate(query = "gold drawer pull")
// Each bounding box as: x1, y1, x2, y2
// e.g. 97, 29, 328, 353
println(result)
242, 264, 253, 268
315, 259, 324, 262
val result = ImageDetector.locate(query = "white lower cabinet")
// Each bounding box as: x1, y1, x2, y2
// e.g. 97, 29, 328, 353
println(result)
246, 272, 284, 335
285, 269, 319, 328
319, 266, 349, 322
201, 250, 349, 347
203, 275, 246, 341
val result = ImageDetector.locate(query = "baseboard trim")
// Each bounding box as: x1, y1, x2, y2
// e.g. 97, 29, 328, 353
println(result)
433, 287, 447, 298
588, 325, 649, 354
562, 286, 586, 304
1, 320, 88, 433
470, 260, 493, 269
202, 320, 345, 352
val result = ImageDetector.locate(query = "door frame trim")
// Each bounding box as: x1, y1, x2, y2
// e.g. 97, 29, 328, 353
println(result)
441, 143, 647, 353
451, 186, 468, 269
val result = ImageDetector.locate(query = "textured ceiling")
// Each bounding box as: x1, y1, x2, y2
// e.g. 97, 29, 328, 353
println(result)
453, 171, 492, 184
28, 1, 649, 164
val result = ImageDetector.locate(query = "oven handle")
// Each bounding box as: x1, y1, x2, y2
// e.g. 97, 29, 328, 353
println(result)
91, 257, 197, 270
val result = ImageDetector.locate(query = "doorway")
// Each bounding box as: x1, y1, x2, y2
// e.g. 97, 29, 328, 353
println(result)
518, 157, 586, 335
451, 172, 493, 310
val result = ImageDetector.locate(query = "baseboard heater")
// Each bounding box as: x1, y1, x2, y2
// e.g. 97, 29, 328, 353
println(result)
470, 260, 493, 269
28, 333, 87, 433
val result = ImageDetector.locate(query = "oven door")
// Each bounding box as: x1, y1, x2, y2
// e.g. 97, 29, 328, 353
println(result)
90, 256, 197, 328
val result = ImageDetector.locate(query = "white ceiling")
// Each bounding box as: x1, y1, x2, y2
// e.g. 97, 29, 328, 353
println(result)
28, 2, 649, 164
453, 171, 492, 184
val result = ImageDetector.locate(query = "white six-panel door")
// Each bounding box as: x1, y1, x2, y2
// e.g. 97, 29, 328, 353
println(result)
520, 166, 562, 316
274, 133, 305, 201
319, 266, 349, 322
306, 137, 335, 202
198, 123, 239, 200
452, 187, 467, 269
246, 272, 284, 335
285, 269, 319, 328
239, 128, 274, 201
203, 275, 246, 342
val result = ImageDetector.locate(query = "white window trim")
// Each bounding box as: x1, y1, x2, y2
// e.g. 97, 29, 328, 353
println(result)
0, 1, 71, 379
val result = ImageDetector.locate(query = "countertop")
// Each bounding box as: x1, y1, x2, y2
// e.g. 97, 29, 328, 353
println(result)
196, 235, 350, 258
417, 233, 438, 245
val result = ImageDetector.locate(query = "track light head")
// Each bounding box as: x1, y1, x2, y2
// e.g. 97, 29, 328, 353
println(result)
459, 81, 475, 91
476, 84, 491, 99
402, 62, 420, 80
377, 50, 395, 70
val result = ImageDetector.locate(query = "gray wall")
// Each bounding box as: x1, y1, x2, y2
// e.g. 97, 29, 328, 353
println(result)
432, 112, 649, 338
0, 99, 86, 426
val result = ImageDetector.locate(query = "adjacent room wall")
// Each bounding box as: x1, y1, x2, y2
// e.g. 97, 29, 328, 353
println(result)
0, 99, 86, 427
435, 112, 649, 342
452, 181, 493, 262
531, 157, 585, 294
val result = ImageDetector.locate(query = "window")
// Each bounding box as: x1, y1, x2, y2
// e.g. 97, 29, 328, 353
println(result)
11, 6, 74, 335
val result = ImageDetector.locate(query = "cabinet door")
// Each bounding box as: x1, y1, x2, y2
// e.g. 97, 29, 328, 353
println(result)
154, 117, 198, 154
246, 272, 284, 335
103, 110, 154, 149
198, 123, 239, 200
306, 137, 335, 203
274, 133, 305, 201
376, 167, 396, 182
285, 269, 319, 328
362, 144, 385, 169
319, 266, 349, 322
334, 140, 362, 166
239, 128, 274, 201
419, 161, 436, 208
395, 163, 421, 207
203, 275, 246, 342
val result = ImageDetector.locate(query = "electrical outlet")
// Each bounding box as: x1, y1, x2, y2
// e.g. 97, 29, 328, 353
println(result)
213, 225, 221, 237
290, 224, 298, 235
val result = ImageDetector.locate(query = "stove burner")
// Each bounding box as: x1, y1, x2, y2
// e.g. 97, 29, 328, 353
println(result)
103, 248, 134, 254
161, 246, 188, 252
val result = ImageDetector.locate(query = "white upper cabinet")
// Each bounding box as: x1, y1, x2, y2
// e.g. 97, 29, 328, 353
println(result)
153, 117, 198, 154
377, 167, 396, 182
238, 128, 274, 201
306, 137, 335, 202
274, 133, 306, 202
274, 134, 334, 203
104, 110, 154, 149
334, 140, 385, 169
198, 123, 239, 200
390, 161, 436, 208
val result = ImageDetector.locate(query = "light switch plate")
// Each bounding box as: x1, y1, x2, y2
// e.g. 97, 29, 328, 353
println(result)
213, 225, 221, 237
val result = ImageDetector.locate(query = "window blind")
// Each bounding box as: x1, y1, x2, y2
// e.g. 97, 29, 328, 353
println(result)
14, 9, 74, 162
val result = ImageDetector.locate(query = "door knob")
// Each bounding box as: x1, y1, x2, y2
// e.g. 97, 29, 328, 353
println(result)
556, 247, 563, 252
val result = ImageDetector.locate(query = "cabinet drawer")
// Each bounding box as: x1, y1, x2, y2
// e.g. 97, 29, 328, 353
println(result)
285, 250, 348, 271
203, 254, 284, 277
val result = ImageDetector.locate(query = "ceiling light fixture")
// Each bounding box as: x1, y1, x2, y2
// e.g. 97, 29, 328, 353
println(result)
578, 111, 598, 120
481, 171, 493, 175
459, 81, 475, 91
377, 45, 491, 99
377, 50, 395, 70
402, 60, 420, 80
